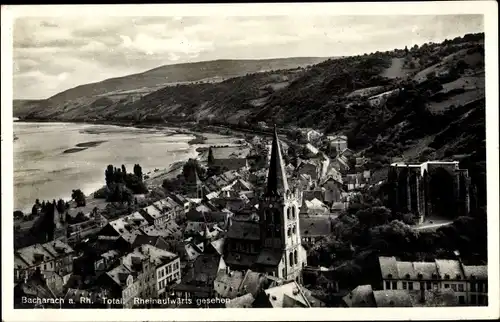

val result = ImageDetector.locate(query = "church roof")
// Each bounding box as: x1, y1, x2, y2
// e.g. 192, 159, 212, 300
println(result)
255, 249, 282, 267
226, 221, 261, 241
265, 125, 289, 197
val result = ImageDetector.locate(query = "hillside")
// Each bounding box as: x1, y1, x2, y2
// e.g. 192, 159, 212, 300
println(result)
13, 57, 330, 115
14, 33, 486, 203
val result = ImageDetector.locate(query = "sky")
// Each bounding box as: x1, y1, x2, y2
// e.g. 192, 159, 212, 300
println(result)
12, 14, 484, 99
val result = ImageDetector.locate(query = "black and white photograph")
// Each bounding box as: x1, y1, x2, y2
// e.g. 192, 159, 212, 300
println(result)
1, 2, 498, 321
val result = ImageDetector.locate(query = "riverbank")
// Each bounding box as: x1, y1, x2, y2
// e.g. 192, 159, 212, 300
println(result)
14, 116, 283, 141
12, 119, 242, 214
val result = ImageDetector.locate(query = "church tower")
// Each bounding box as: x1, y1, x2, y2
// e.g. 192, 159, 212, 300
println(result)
259, 125, 306, 282
186, 167, 203, 199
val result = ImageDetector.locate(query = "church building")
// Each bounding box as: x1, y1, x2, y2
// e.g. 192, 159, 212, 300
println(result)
223, 126, 307, 282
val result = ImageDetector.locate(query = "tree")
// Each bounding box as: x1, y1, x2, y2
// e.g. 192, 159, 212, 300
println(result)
71, 189, 86, 207
106, 184, 133, 204
105, 164, 114, 187
31, 204, 38, 217
56, 199, 66, 214
124, 173, 148, 194
133, 164, 143, 181
121, 164, 127, 175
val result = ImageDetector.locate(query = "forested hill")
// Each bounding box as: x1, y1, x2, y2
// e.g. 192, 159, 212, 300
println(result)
15, 33, 486, 203
13, 57, 330, 115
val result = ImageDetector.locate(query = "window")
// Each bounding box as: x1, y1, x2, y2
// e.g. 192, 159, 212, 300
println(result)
477, 282, 484, 293
287, 208, 291, 219
392, 282, 397, 290
167, 265, 172, 274
426, 281, 432, 290
433, 282, 438, 289
458, 284, 464, 292
470, 295, 477, 305
459, 296, 465, 305
451, 284, 457, 291
444, 284, 450, 288
294, 250, 298, 264
402, 282, 407, 290
289, 253, 294, 266
287, 228, 291, 237
471, 282, 477, 292
408, 282, 414, 290
385, 281, 391, 290
282, 268, 285, 277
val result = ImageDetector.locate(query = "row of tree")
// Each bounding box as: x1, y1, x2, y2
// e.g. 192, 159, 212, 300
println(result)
102, 164, 148, 203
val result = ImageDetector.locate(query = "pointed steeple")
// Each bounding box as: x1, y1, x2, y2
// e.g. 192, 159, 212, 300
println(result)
265, 125, 289, 197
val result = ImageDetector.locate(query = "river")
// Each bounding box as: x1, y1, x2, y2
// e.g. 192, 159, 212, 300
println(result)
13, 122, 235, 212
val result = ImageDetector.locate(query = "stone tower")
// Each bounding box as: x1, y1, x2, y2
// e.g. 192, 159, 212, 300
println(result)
259, 125, 306, 282
186, 168, 203, 199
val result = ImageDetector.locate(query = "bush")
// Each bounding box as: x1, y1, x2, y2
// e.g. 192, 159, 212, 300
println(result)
93, 186, 109, 199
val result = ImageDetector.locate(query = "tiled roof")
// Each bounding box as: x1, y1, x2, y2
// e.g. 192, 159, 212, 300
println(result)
224, 253, 258, 268
343, 285, 375, 307
120, 230, 143, 244
215, 270, 245, 298
210, 238, 225, 256
265, 281, 310, 308
226, 221, 260, 240
435, 259, 464, 280
378, 256, 399, 279
141, 205, 163, 220
106, 264, 133, 287
300, 216, 333, 237
226, 293, 255, 308
16, 244, 54, 267
255, 249, 282, 267
239, 270, 267, 296
379, 257, 439, 280
462, 265, 487, 279
186, 254, 220, 284
304, 198, 328, 210
412, 262, 439, 280
108, 212, 148, 236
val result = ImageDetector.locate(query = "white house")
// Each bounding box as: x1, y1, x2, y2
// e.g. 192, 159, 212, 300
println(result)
379, 256, 488, 306
306, 130, 323, 144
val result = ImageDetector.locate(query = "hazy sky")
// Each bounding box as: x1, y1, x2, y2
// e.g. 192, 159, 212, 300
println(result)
13, 14, 483, 99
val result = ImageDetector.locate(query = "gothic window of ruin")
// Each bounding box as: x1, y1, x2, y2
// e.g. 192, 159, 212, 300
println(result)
429, 167, 456, 219
294, 250, 298, 264
265, 209, 273, 224
287, 207, 291, 220
287, 227, 291, 237
291, 206, 296, 219
289, 252, 294, 266
292, 225, 296, 234
397, 168, 409, 212
273, 209, 281, 225
409, 172, 418, 211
